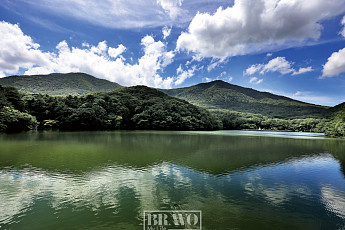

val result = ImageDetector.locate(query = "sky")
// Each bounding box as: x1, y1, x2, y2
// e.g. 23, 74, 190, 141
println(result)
1, 0, 345, 106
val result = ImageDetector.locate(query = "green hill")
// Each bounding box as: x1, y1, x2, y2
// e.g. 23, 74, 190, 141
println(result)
330, 102, 345, 113
0, 84, 221, 132
163, 80, 329, 119
0, 73, 333, 119
0, 73, 122, 95
324, 102, 345, 137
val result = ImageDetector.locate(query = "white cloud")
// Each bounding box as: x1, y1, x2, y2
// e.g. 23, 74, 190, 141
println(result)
207, 58, 227, 72
157, 0, 185, 19
177, 0, 345, 58
82, 42, 90, 48
245, 64, 264, 76
175, 65, 197, 85
293, 91, 302, 97
11, 0, 212, 29
90, 41, 108, 55
0, 21, 52, 77
249, 77, 263, 84
108, 44, 126, 58
245, 57, 313, 76
228, 76, 233, 82
162, 26, 172, 39
291, 66, 314, 76
322, 47, 345, 78
340, 16, 345, 38
266, 53, 272, 57
203, 77, 212, 82
0, 21, 176, 88
262, 57, 295, 75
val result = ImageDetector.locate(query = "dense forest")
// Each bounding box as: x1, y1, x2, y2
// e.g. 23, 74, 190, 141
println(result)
2, 73, 328, 119
164, 80, 328, 119
1, 72, 345, 137
210, 109, 343, 137
0, 85, 221, 132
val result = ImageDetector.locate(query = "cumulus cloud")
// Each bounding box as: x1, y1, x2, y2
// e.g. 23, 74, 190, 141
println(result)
0, 21, 177, 88
175, 64, 197, 85
245, 57, 313, 76
108, 44, 126, 58
245, 64, 264, 76
262, 57, 295, 75
162, 26, 172, 40
322, 47, 345, 78
157, 0, 185, 19
177, 0, 345, 58
249, 77, 263, 84
0, 21, 52, 77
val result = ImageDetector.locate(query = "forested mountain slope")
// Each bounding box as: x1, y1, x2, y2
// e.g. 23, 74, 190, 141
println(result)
0, 73, 122, 95
163, 80, 328, 118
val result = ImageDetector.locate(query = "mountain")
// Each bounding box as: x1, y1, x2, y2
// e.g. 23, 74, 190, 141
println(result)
0, 73, 122, 96
1, 84, 221, 132
163, 80, 329, 119
0, 73, 331, 119
330, 102, 345, 113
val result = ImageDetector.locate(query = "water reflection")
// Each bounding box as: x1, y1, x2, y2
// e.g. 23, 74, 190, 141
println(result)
0, 131, 345, 229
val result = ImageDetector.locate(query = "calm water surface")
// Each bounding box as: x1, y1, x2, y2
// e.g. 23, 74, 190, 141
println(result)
0, 130, 345, 229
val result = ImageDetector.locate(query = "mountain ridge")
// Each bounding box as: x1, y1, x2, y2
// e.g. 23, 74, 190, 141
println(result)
0, 73, 122, 96
163, 80, 329, 118
0, 73, 334, 119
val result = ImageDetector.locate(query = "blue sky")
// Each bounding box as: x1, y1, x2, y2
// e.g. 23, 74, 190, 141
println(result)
1, 0, 345, 106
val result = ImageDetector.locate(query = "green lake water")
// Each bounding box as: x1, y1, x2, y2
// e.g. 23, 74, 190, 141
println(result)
0, 130, 345, 229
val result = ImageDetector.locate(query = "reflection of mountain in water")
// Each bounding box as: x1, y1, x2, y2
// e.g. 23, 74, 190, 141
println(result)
0, 131, 344, 176
324, 140, 345, 179
1, 131, 345, 229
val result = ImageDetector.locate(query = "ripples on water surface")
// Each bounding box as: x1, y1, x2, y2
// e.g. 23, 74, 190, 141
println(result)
0, 131, 345, 229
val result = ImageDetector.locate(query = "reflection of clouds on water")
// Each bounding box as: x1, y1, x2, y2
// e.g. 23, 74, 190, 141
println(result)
1, 152, 345, 228
291, 153, 336, 172
0, 170, 46, 224
0, 163, 193, 225
244, 178, 313, 206
321, 186, 345, 219
242, 156, 338, 206
244, 174, 291, 205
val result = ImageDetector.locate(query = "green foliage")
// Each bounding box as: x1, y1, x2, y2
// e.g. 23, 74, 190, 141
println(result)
0, 85, 24, 110
1, 76, 345, 137
211, 109, 331, 133
0, 85, 37, 132
20, 86, 222, 131
164, 80, 328, 119
0, 73, 122, 96
0, 106, 37, 132
324, 104, 345, 137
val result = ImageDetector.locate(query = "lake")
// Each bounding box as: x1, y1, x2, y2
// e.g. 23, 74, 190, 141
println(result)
0, 130, 345, 229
